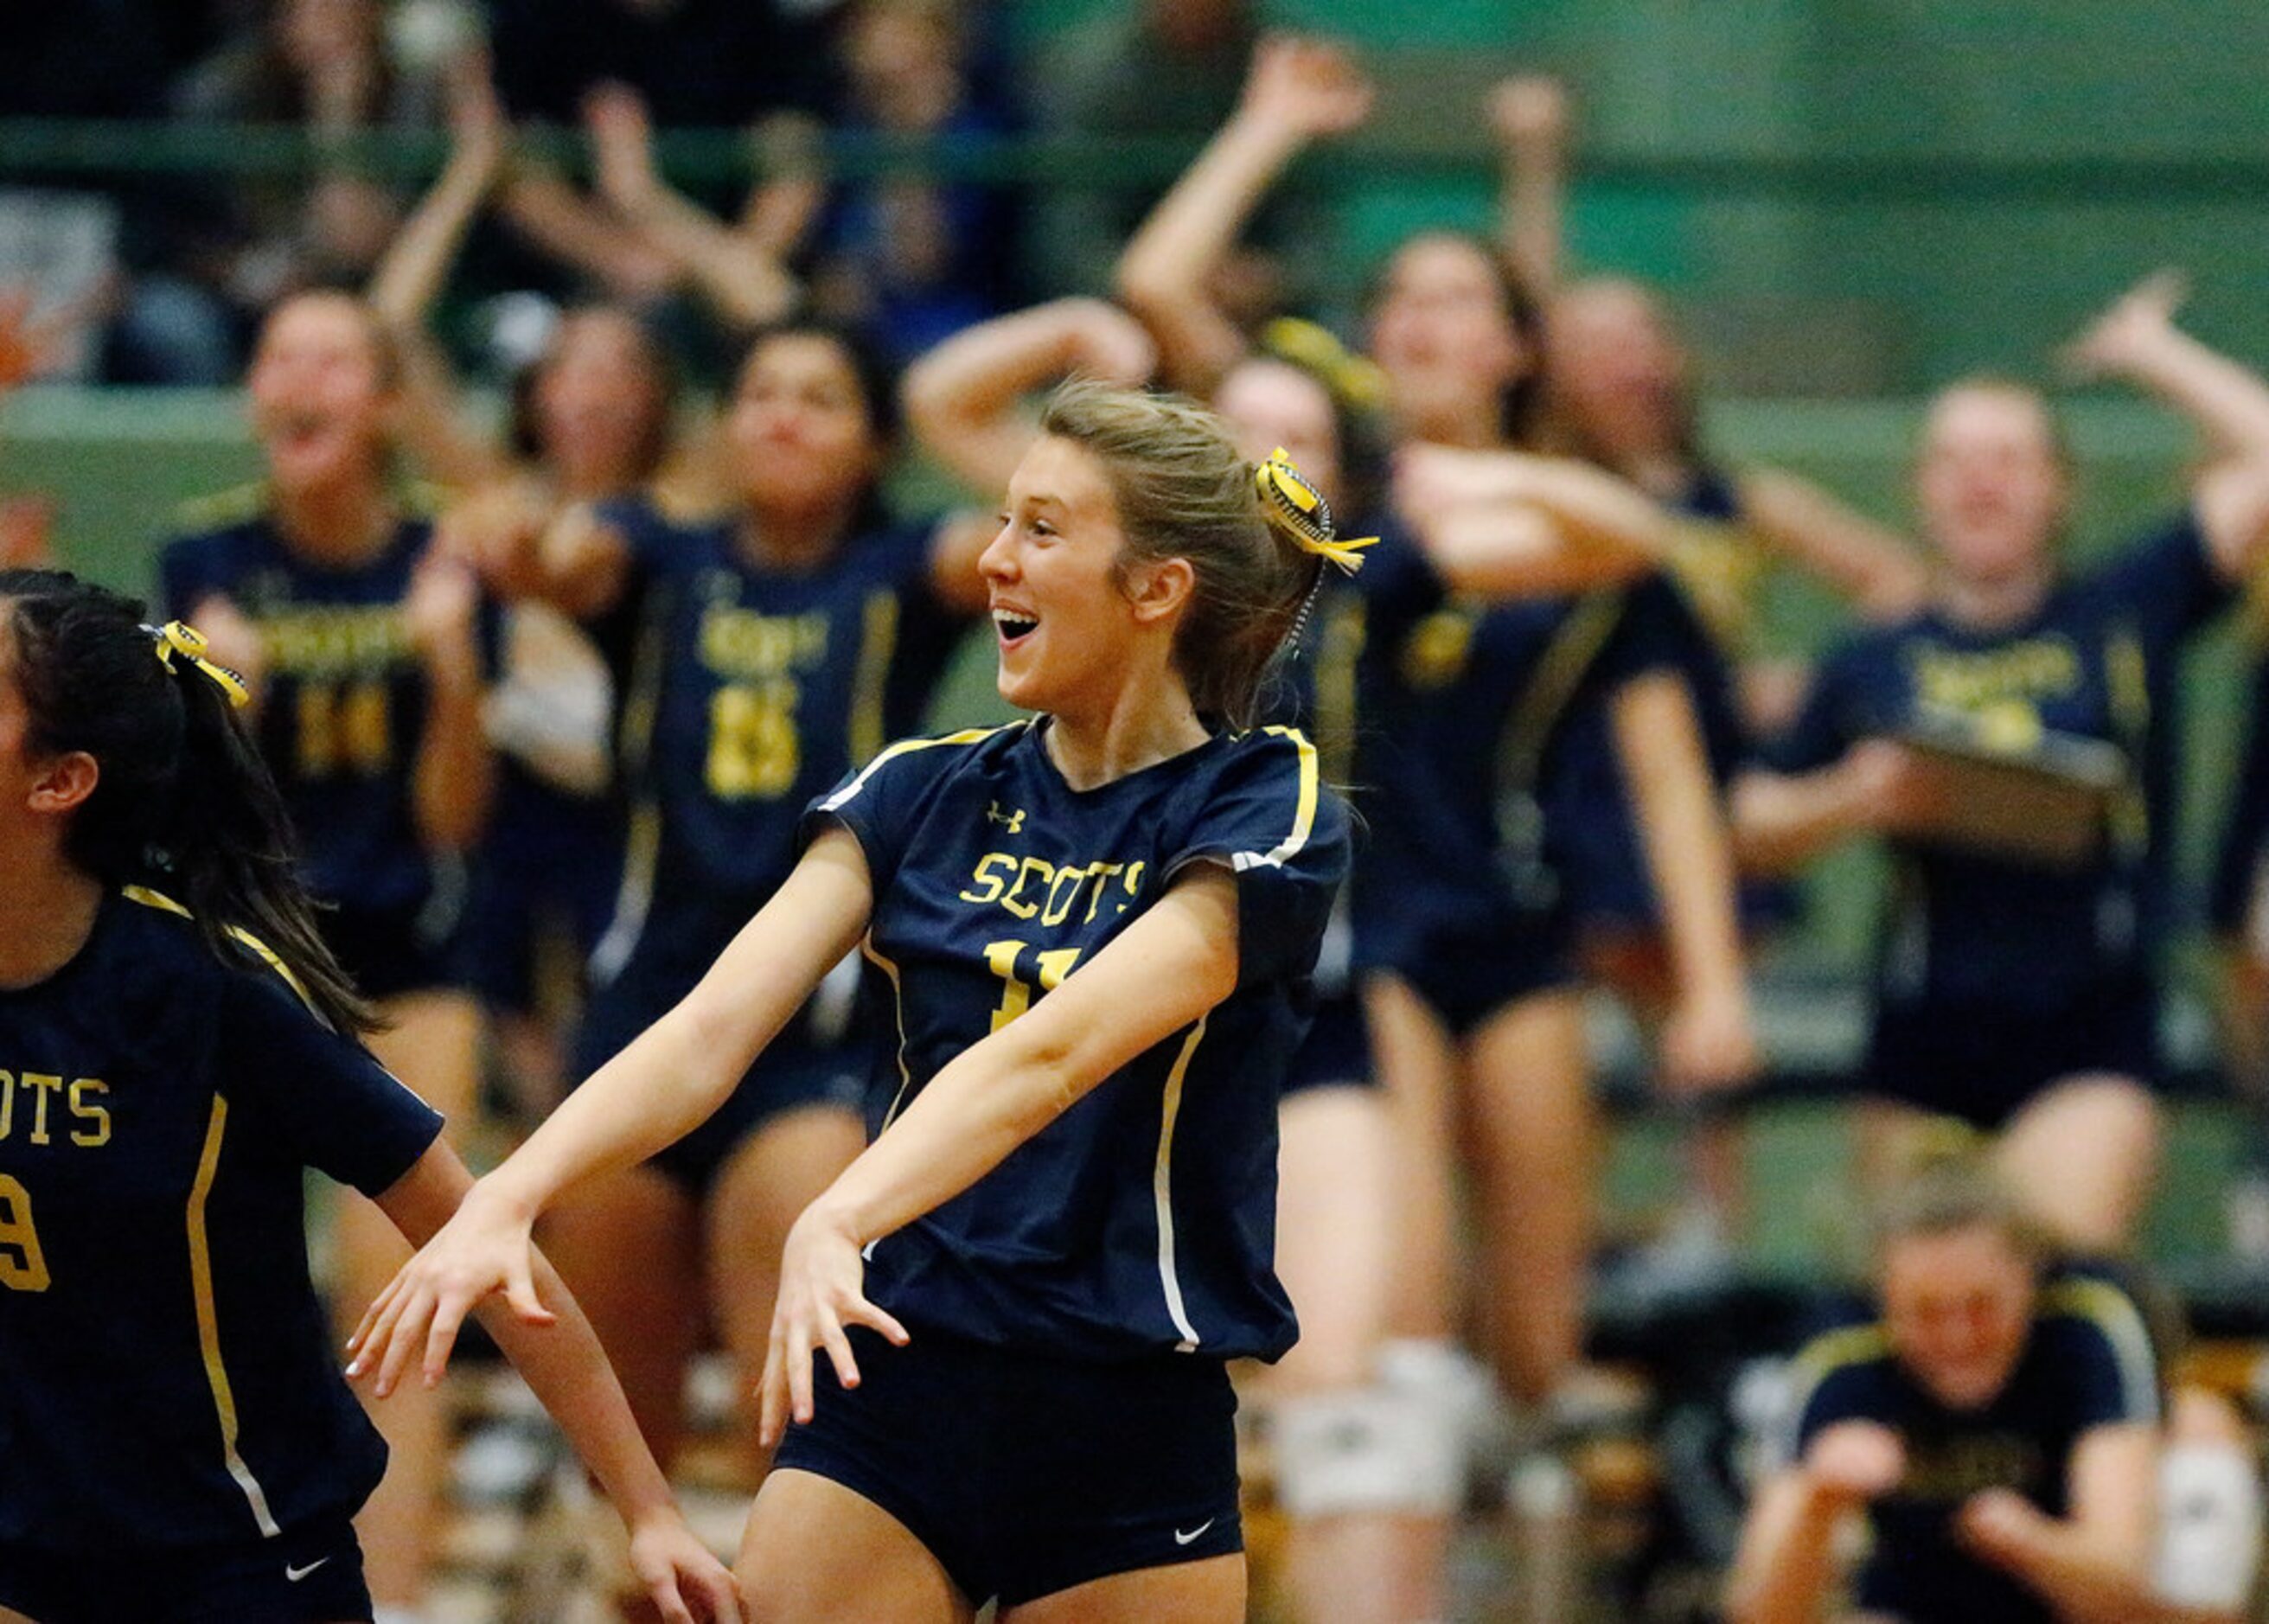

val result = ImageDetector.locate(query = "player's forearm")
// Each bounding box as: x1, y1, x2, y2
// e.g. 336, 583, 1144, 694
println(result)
1497, 132, 1563, 296
499, 170, 668, 291
620, 182, 799, 330
1736, 468, 1928, 621
476, 1248, 680, 1525
1730, 763, 1871, 875
485, 841, 873, 1216
412, 657, 494, 852
1417, 502, 1656, 598
1615, 674, 1747, 1002
368, 155, 491, 330
1725, 1475, 1849, 1624
904, 304, 1081, 496
1969, 1511, 2157, 1624
2102, 323, 2269, 464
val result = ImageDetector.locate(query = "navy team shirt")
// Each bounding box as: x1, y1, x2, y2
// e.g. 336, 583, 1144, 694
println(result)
0, 888, 443, 1551
160, 501, 489, 920
1351, 538, 1688, 969
805, 719, 1349, 1362
1782, 1271, 2160, 1624
585, 500, 968, 981
1764, 511, 2228, 1013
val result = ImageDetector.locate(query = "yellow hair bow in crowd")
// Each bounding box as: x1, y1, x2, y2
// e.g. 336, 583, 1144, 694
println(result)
1255, 448, 1377, 576
147, 621, 251, 709
1259, 317, 1390, 413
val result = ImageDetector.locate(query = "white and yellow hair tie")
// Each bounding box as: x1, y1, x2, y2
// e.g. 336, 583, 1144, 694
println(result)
1255, 448, 1377, 577
146, 620, 251, 709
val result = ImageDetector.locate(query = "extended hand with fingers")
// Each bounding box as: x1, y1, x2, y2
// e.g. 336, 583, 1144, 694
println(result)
345, 1182, 555, 1397
626, 1506, 750, 1624
757, 1202, 911, 1446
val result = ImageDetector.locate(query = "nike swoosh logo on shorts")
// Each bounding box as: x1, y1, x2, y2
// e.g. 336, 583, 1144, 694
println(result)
1173, 1519, 1215, 1546
284, 1557, 330, 1582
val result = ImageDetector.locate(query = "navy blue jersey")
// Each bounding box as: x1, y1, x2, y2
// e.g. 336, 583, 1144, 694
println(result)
1765, 511, 2228, 1011
0, 888, 444, 1552
1350, 539, 1686, 971
585, 500, 969, 981
159, 498, 493, 918
1781, 1271, 2160, 1624
806, 719, 1348, 1362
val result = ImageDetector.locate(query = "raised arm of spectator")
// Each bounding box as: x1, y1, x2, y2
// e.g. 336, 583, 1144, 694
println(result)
1114, 35, 1373, 396
1736, 467, 1931, 620
403, 548, 495, 852
2065, 272, 2269, 467
368, 51, 512, 492
1392, 441, 1678, 594
585, 84, 802, 333
1491, 74, 1570, 296
444, 487, 633, 625
903, 298, 1158, 498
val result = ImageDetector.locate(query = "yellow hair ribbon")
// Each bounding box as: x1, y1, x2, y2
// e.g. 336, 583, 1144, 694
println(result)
1255, 448, 1377, 577
148, 621, 251, 709
1259, 317, 1390, 413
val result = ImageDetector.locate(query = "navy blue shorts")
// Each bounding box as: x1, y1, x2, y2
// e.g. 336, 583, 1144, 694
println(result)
319, 899, 469, 1001
575, 962, 866, 1196
1364, 914, 1576, 1039
1866, 978, 2162, 1130
460, 764, 621, 1013
0, 1517, 368, 1623
1282, 991, 1377, 1097
774, 1326, 1243, 1608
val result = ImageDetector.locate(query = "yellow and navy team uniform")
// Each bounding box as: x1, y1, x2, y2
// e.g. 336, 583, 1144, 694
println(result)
0, 888, 444, 1623
1764, 511, 2228, 1125
160, 501, 496, 999
781, 718, 1348, 1606
1352, 538, 1690, 1033
574, 498, 969, 1189
1544, 469, 1762, 944
1267, 568, 1376, 1097
1779, 1270, 2161, 1624
2209, 617, 2269, 944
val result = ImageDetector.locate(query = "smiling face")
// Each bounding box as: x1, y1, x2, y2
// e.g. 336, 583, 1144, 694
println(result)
725, 331, 885, 522
1368, 233, 1530, 441
1915, 383, 2069, 587
246, 294, 393, 496
531, 310, 668, 496
1882, 1222, 2038, 1411
981, 436, 1183, 719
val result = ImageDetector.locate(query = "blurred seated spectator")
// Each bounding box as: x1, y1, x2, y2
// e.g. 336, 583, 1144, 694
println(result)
802, 0, 1015, 368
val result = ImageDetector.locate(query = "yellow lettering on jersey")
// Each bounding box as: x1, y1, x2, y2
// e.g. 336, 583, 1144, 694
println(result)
22, 1073, 61, 1147
257, 604, 413, 676
1082, 863, 1126, 924
957, 852, 1018, 906
68, 1079, 111, 1148
698, 604, 830, 681
1401, 604, 1479, 692
0, 1070, 11, 1140
0, 1173, 51, 1292
1041, 864, 1095, 927
706, 677, 802, 799
1910, 636, 2081, 716
1000, 856, 1054, 921
984, 939, 1084, 1032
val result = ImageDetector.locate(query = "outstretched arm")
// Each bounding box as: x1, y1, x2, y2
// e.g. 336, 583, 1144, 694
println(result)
1954, 1423, 2163, 1624
1394, 441, 1681, 595
903, 297, 1158, 498
1611, 670, 1757, 1090
348, 832, 875, 1387
2064, 271, 2269, 464
585, 84, 802, 333
1491, 74, 1570, 297
1726, 1420, 1906, 1624
1735, 468, 1929, 621
368, 51, 513, 491
761, 865, 1243, 1436
1115, 35, 1373, 395
373, 1142, 745, 1623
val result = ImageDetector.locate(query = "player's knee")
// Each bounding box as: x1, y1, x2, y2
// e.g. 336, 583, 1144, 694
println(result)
1269, 1384, 1463, 1521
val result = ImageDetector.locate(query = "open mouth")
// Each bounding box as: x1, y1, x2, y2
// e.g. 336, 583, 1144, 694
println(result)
992, 608, 1038, 646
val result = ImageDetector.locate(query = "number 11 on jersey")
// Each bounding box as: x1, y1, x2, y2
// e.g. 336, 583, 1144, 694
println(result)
984, 939, 1082, 1033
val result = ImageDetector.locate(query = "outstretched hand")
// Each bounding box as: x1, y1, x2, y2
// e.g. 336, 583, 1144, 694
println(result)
1237, 34, 1377, 141
346, 1181, 555, 1397
1489, 74, 1570, 152
626, 1508, 749, 1624
757, 1203, 910, 1448
2060, 269, 2187, 380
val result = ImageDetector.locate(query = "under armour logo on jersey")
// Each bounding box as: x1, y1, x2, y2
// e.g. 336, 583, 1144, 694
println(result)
987, 802, 1026, 834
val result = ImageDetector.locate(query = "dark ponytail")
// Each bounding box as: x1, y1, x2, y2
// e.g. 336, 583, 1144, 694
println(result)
0, 570, 376, 1034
